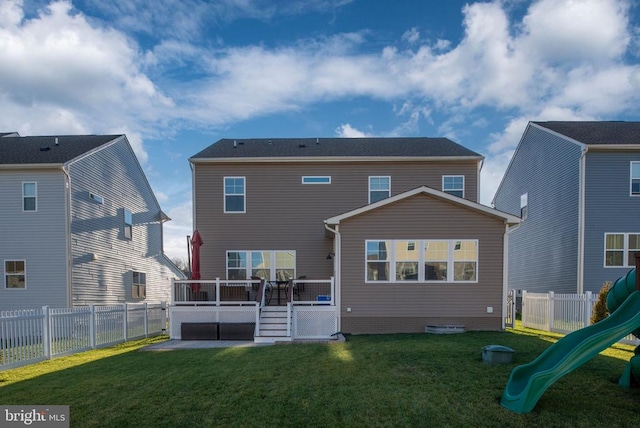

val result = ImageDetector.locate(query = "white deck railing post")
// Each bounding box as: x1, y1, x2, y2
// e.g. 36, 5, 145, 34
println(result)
215, 278, 221, 305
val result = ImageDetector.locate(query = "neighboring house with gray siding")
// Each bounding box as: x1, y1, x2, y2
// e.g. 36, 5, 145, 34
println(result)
493, 121, 640, 295
189, 138, 519, 334
0, 133, 185, 311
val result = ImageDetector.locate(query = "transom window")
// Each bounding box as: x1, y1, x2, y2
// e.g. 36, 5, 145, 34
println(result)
227, 250, 296, 281
631, 162, 640, 196
224, 177, 246, 213
23, 182, 37, 212
443, 176, 464, 198
369, 176, 390, 203
605, 233, 640, 267
132, 271, 146, 299
366, 239, 478, 282
5, 260, 26, 289
302, 176, 331, 184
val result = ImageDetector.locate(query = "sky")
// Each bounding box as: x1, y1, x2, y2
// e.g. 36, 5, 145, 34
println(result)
1, 0, 640, 261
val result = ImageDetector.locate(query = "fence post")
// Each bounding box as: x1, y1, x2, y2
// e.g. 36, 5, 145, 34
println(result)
42, 306, 51, 359
521, 290, 527, 326
90, 305, 96, 349
216, 278, 221, 305
143, 303, 149, 337
548, 291, 554, 332
585, 291, 593, 327
123, 303, 128, 342
161, 301, 167, 335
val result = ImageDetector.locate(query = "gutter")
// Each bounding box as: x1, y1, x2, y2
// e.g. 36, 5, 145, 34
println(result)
324, 222, 341, 332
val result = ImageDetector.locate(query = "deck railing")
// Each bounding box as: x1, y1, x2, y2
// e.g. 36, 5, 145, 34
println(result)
172, 279, 261, 305
1, 303, 166, 371
290, 278, 335, 304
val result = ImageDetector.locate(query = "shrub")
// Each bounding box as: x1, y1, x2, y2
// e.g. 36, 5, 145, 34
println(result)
591, 281, 611, 324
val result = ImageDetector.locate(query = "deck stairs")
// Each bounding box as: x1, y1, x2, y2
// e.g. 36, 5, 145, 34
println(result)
255, 306, 292, 343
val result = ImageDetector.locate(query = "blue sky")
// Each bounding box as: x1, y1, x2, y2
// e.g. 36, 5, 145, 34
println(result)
2, 0, 640, 260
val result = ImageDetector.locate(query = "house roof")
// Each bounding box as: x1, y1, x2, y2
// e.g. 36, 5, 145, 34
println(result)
325, 185, 521, 225
533, 121, 640, 146
191, 137, 483, 161
0, 135, 121, 165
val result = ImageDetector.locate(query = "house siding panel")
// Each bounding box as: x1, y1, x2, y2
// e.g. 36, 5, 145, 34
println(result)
583, 150, 640, 292
0, 169, 69, 310
69, 138, 177, 305
193, 160, 479, 279
493, 125, 582, 293
337, 194, 506, 333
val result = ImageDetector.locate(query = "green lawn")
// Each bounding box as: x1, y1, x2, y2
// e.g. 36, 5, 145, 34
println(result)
1, 327, 639, 427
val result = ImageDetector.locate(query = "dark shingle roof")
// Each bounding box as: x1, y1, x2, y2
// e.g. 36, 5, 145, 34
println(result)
533, 121, 640, 145
191, 137, 482, 160
0, 135, 121, 165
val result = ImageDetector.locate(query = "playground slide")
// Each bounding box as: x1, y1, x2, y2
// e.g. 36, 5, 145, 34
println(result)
500, 289, 640, 413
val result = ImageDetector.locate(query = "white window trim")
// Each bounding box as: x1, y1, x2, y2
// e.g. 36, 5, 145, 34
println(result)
22, 181, 37, 212
226, 250, 296, 280
224, 176, 246, 213
442, 175, 465, 198
603, 233, 640, 268
630, 162, 640, 196
302, 176, 331, 184
365, 239, 479, 283
368, 176, 391, 204
4, 259, 27, 290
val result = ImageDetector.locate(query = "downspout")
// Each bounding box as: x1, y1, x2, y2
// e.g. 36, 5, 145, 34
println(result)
190, 161, 196, 229
62, 166, 73, 307
324, 222, 341, 332
577, 146, 588, 294
503, 221, 520, 330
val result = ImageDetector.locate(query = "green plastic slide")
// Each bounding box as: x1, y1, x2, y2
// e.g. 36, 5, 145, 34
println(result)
501, 284, 640, 413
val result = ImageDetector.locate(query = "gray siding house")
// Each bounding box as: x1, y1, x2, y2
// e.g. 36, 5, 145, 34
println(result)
493, 121, 640, 294
0, 133, 185, 311
189, 138, 519, 334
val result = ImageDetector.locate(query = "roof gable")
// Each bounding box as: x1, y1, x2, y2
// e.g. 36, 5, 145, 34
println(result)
533, 121, 640, 146
325, 186, 520, 225
0, 135, 121, 165
191, 137, 483, 161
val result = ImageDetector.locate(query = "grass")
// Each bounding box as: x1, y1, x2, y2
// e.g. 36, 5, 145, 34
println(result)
0, 327, 639, 427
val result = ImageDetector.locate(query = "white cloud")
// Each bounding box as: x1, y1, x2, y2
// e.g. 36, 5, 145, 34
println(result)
335, 123, 370, 138
162, 197, 193, 260
0, 0, 173, 159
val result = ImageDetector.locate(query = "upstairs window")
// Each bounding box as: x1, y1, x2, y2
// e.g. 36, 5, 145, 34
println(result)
90, 192, 104, 204
520, 193, 528, 220
5, 260, 26, 289
369, 176, 390, 204
224, 177, 246, 213
302, 176, 331, 184
443, 176, 464, 198
124, 209, 133, 239
132, 271, 146, 299
631, 162, 640, 195
23, 182, 37, 211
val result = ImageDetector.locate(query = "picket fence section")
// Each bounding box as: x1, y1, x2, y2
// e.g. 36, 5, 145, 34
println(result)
0, 303, 167, 371
521, 291, 640, 346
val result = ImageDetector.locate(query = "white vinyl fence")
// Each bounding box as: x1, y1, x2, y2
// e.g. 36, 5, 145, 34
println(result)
0, 303, 166, 371
521, 291, 640, 346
